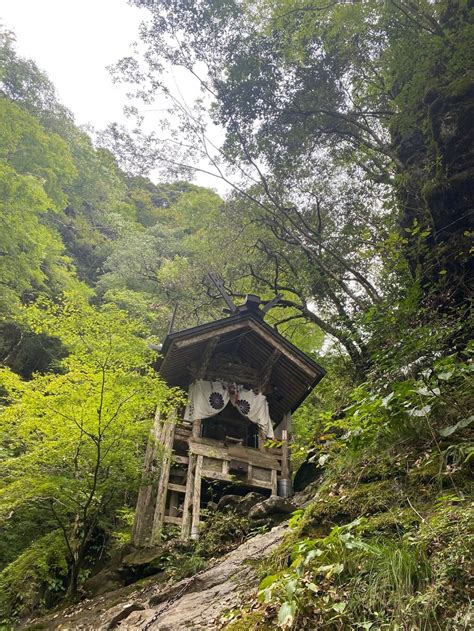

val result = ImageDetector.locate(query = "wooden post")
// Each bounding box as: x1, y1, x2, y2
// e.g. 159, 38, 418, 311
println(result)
181, 453, 195, 539
132, 406, 162, 546
271, 468, 278, 496
192, 418, 202, 439
191, 454, 203, 539
281, 427, 290, 480
280, 413, 292, 497
150, 409, 177, 544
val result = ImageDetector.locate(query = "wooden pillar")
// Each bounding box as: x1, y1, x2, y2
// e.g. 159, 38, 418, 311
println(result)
280, 413, 292, 497
191, 454, 203, 539
150, 409, 177, 544
192, 418, 202, 439
181, 453, 195, 539
271, 468, 278, 496
132, 406, 162, 546
281, 427, 290, 479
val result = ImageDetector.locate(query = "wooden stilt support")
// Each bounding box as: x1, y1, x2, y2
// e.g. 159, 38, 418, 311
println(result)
271, 468, 278, 496
192, 418, 202, 439
132, 406, 162, 546
181, 454, 195, 539
150, 409, 177, 544
191, 454, 203, 539
280, 413, 292, 497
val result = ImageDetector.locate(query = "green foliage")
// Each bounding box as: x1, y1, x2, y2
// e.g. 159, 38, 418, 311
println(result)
0, 99, 78, 317
0, 530, 69, 622
0, 294, 182, 614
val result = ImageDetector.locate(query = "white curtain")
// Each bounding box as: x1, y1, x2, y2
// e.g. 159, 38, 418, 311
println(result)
184, 380, 274, 438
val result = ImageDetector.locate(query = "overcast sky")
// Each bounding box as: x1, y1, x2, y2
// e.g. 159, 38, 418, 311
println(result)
1, 0, 145, 127
1, 0, 225, 192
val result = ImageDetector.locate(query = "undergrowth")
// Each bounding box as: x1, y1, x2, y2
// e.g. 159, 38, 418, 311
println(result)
222, 344, 473, 630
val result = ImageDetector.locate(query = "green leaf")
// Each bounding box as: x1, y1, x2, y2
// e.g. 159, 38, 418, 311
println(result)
437, 371, 454, 381
439, 416, 473, 437
258, 574, 279, 591
278, 601, 296, 628
332, 601, 347, 614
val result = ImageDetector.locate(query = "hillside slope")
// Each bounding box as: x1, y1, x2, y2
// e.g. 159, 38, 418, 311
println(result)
24, 522, 288, 630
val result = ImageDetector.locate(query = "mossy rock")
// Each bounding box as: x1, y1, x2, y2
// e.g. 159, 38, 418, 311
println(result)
357, 507, 422, 537
300, 479, 405, 533
223, 608, 275, 630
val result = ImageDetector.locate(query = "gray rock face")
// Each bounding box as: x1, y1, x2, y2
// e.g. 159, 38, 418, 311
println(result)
119, 524, 287, 630
31, 523, 288, 630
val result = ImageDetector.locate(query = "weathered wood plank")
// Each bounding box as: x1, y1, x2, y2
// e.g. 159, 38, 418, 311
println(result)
201, 468, 273, 490
168, 483, 187, 493
271, 468, 278, 496
150, 410, 177, 544
174, 322, 246, 349
189, 439, 280, 469
164, 515, 183, 525
196, 336, 220, 379
259, 349, 281, 392
173, 455, 189, 465
191, 455, 203, 539
132, 406, 162, 546
181, 454, 195, 539
247, 319, 318, 377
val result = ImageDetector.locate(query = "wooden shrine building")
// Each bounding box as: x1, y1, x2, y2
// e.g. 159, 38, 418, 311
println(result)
132, 295, 325, 546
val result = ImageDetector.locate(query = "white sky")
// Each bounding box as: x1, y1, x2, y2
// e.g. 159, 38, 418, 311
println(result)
1, 0, 144, 127
1, 0, 226, 192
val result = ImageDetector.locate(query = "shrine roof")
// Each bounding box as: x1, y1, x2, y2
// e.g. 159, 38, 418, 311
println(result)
154, 311, 325, 423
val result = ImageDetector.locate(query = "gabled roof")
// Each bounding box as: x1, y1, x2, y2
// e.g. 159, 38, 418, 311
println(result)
155, 312, 325, 423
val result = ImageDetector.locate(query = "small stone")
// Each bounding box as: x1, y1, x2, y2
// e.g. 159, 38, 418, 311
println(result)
106, 602, 144, 629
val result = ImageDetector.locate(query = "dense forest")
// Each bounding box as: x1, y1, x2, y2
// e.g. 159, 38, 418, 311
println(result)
0, 1, 472, 629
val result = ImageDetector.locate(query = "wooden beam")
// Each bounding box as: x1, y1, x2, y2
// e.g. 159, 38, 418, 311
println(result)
150, 410, 177, 544
200, 468, 273, 490
247, 320, 318, 377
259, 349, 281, 392
164, 515, 183, 526
168, 483, 187, 494
174, 321, 246, 349
281, 425, 290, 480
192, 418, 202, 439
196, 335, 221, 379
271, 469, 278, 496
181, 454, 195, 539
189, 439, 281, 470
132, 406, 162, 546
173, 455, 189, 465
191, 455, 203, 539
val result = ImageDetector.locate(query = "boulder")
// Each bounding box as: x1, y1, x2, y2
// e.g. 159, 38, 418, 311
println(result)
216, 494, 243, 512
83, 567, 123, 597
106, 602, 144, 629
248, 496, 296, 521
216, 491, 266, 516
